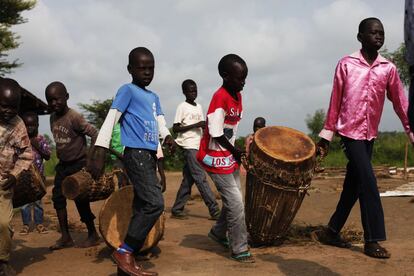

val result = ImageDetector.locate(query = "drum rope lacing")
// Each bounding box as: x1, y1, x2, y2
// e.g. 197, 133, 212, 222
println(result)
242, 155, 313, 193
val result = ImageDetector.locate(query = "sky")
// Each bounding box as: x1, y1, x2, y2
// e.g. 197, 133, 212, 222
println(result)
7, 0, 409, 137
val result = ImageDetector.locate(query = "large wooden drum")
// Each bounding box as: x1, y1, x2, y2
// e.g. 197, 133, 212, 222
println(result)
13, 164, 46, 208
99, 185, 165, 252
245, 126, 316, 245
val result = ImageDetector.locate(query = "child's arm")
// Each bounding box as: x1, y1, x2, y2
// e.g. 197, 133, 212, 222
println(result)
88, 109, 122, 179
386, 65, 414, 143
2, 124, 33, 190
31, 135, 51, 161
317, 61, 346, 156
172, 121, 205, 133
157, 157, 166, 193
213, 135, 244, 163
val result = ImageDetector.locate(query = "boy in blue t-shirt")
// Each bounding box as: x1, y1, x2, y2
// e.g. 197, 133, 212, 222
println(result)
90, 47, 173, 276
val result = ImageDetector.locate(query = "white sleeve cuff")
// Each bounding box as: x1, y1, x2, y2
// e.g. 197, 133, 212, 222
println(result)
157, 115, 171, 140
318, 129, 334, 142
95, 109, 122, 148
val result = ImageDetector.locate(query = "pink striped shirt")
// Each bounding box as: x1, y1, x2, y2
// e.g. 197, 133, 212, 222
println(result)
319, 50, 414, 142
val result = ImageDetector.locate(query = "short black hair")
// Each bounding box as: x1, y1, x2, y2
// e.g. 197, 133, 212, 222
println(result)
358, 17, 382, 34
218, 54, 247, 78
21, 111, 39, 123
45, 81, 68, 95
254, 117, 266, 125
0, 78, 21, 102
128, 47, 153, 65
181, 79, 196, 91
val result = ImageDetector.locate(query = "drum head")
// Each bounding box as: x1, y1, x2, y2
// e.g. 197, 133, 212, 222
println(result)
254, 126, 315, 162
98, 185, 165, 252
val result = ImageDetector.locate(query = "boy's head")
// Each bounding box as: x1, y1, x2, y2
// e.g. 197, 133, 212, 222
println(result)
128, 47, 154, 89
21, 112, 39, 137
182, 79, 197, 103
0, 78, 21, 124
45, 81, 69, 115
253, 117, 266, 133
357, 17, 384, 51
218, 54, 248, 94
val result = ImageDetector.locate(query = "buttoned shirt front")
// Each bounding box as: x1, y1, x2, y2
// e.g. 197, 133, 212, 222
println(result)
0, 116, 33, 179
319, 50, 414, 142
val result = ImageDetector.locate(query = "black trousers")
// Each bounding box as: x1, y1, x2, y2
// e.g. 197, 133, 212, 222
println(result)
328, 137, 386, 242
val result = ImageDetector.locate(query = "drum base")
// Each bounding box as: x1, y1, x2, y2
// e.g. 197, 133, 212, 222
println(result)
245, 173, 308, 245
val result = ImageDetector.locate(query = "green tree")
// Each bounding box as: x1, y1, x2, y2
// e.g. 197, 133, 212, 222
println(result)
78, 98, 113, 128
0, 0, 36, 75
380, 43, 410, 87
305, 108, 325, 140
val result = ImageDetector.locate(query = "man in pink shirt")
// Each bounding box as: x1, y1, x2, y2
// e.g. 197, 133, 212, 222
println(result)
315, 17, 414, 259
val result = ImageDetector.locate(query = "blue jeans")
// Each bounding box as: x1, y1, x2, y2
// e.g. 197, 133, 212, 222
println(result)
328, 137, 386, 242
208, 170, 248, 254
123, 148, 164, 251
172, 149, 220, 216
21, 200, 44, 225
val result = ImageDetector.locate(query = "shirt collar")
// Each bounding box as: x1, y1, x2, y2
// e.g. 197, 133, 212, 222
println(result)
349, 50, 389, 66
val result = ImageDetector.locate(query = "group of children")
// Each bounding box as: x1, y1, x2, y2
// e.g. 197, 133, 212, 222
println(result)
0, 16, 413, 276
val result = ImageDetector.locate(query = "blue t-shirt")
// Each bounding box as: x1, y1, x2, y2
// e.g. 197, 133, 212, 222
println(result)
111, 83, 163, 150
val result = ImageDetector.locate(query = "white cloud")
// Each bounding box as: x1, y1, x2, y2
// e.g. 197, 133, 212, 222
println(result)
6, 0, 408, 138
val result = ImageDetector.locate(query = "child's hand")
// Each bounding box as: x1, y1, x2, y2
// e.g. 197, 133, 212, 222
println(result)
86, 146, 106, 180
30, 137, 41, 151
196, 121, 206, 129
1, 173, 16, 191
233, 149, 246, 164
164, 135, 176, 154
316, 138, 330, 158
160, 178, 166, 193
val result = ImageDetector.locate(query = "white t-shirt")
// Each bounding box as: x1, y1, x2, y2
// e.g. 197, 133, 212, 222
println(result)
174, 102, 204, 150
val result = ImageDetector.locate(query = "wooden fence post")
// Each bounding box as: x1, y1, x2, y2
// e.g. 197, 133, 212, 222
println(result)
404, 141, 409, 180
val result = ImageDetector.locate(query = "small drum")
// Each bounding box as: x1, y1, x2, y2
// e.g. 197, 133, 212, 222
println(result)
245, 126, 316, 244
99, 185, 165, 252
13, 164, 46, 208
62, 168, 118, 202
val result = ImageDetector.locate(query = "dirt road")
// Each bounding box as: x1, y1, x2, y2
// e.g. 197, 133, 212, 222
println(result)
10, 173, 414, 275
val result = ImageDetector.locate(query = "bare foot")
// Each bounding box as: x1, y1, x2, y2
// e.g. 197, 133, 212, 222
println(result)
76, 233, 100, 248
49, 238, 75, 251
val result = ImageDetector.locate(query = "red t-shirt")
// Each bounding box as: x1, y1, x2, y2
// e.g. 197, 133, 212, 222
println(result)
197, 87, 242, 174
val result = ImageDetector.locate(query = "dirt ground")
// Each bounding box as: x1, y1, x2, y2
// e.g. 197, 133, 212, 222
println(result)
9, 172, 414, 276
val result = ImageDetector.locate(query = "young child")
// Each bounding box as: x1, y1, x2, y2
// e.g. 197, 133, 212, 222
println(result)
19, 112, 50, 235
0, 78, 33, 276
197, 54, 254, 263
316, 17, 414, 259
245, 117, 266, 160
171, 79, 220, 220
45, 81, 100, 250
91, 47, 174, 276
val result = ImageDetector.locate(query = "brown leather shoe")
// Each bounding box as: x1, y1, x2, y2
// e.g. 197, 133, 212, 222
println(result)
111, 250, 158, 276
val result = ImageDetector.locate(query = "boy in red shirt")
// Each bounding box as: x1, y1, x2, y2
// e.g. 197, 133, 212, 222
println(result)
197, 54, 254, 263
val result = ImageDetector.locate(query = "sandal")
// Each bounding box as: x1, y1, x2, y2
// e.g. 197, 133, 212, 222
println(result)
49, 239, 75, 251
36, 224, 49, 234
208, 230, 229, 248
311, 228, 351, 248
19, 225, 30, 236
364, 243, 391, 259
231, 251, 255, 263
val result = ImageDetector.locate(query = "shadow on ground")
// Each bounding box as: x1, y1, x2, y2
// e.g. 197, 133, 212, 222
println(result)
258, 254, 340, 276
